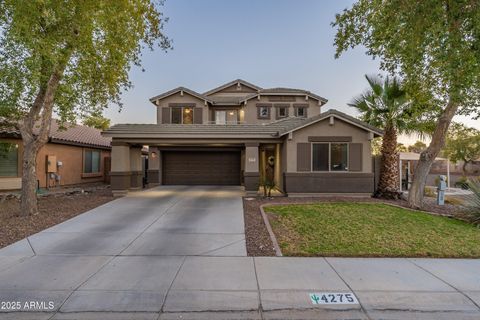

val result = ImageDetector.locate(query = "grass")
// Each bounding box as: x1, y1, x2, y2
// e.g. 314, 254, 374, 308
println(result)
265, 203, 480, 258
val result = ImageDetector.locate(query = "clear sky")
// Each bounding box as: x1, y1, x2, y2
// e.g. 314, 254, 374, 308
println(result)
105, 0, 478, 144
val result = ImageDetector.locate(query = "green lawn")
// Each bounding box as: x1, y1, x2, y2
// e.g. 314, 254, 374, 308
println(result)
265, 203, 480, 257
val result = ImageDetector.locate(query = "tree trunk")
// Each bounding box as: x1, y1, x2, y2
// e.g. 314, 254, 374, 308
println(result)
18, 63, 67, 216
20, 141, 40, 215
462, 160, 469, 177
375, 124, 401, 199
408, 100, 459, 208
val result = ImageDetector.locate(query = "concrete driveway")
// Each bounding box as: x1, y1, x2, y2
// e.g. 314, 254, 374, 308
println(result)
1, 186, 480, 319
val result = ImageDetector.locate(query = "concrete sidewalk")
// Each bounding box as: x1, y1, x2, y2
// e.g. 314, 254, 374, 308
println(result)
0, 186, 479, 319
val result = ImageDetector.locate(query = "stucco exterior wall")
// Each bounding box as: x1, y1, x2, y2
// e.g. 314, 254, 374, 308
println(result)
0, 138, 110, 190
285, 118, 373, 173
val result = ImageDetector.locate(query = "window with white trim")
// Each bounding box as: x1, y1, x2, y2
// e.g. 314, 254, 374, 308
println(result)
312, 143, 348, 171
295, 107, 307, 117
258, 106, 269, 119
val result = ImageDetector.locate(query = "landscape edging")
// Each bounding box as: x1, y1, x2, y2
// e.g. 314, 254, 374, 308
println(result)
259, 204, 283, 257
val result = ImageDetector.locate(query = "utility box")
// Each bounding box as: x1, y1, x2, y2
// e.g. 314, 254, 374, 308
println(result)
46, 155, 57, 173
437, 175, 447, 205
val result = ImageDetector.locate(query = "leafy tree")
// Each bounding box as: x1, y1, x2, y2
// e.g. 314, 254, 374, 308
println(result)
371, 138, 382, 155
350, 75, 430, 199
443, 123, 480, 176
0, 1, 171, 215
333, 0, 480, 208
408, 141, 427, 153
83, 113, 111, 130
396, 143, 408, 153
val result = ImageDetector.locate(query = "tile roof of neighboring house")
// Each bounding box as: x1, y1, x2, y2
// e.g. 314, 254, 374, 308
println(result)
103, 109, 383, 139
203, 79, 263, 96
149, 80, 328, 106
0, 120, 112, 149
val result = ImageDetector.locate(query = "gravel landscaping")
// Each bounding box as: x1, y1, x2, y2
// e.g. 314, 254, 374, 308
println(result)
0, 186, 114, 249
243, 195, 471, 257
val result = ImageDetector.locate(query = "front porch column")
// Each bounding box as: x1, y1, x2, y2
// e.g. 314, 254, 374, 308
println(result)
130, 146, 143, 189
274, 143, 281, 190
244, 143, 259, 196
147, 147, 161, 185
110, 143, 131, 196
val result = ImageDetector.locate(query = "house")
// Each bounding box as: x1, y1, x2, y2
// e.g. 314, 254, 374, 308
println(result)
0, 120, 111, 191
102, 79, 383, 196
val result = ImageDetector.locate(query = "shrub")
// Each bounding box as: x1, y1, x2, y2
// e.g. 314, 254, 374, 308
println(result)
455, 176, 470, 189
464, 178, 480, 225
424, 187, 436, 197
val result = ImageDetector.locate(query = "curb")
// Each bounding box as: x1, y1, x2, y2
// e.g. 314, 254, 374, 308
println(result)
259, 204, 283, 257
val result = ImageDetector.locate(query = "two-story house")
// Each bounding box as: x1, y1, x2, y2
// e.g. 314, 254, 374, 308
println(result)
103, 79, 382, 196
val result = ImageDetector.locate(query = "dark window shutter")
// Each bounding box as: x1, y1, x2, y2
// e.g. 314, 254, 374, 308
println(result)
193, 108, 203, 124
162, 107, 170, 124
297, 143, 311, 172
348, 143, 363, 171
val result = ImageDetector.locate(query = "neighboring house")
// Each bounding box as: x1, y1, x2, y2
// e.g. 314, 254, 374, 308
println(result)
0, 121, 111, 191
103, 79, 383, 196
399, 152, 480, 190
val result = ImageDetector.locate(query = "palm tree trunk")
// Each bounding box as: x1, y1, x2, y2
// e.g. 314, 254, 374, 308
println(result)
375, 125, 401, 199
408, 100, 458, 208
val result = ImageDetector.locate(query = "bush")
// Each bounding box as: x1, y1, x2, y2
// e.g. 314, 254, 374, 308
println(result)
464, 178, 480, 225
424, 187, 436, 197
455, 176, 470, 189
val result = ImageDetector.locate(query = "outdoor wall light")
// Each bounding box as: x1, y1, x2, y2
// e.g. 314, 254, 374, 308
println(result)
151, 152, 157, 158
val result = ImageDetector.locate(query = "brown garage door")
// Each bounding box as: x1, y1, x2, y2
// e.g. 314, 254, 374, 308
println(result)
163, 151, 241, 185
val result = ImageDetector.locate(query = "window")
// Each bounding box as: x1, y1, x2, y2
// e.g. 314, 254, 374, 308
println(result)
295, 107, 307, 117
312, 144, 329, 171
277, 106, 288, 118
0, 142, 18, 177
171, 106, 193, 124
258, 106, 270, 119
84, 150, 101, 173
330, 143, 348, 171
312, 143, 348, 171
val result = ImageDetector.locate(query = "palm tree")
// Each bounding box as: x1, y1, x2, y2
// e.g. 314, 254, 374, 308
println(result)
350, 75, 428, 199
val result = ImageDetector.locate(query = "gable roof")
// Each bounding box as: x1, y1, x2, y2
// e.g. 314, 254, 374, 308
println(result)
277, 109, 383, 136
0, 120, 112, 149
103, 109, 382, 139
240, 87, 328, 105
148, 80, 328, 106
149, 87, 213, 104
203, 79, 262, 96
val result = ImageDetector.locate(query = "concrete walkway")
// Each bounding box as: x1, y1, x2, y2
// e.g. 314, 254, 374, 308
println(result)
0, 186, 479, 319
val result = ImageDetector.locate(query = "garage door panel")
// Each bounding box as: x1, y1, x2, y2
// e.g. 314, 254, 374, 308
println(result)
163, 151, 241, 185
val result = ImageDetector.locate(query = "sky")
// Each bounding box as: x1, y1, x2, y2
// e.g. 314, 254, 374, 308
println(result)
105, 0, 478, 145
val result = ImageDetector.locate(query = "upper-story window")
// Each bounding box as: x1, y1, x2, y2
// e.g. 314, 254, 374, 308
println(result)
257, 105, 271, 119
172, 107, 193, 124
276, 105, 289, 119
295, 106, 307, 118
